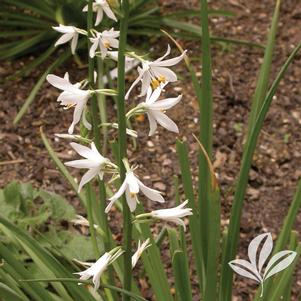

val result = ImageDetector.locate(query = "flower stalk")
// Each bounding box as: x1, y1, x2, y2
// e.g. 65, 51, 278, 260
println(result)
116, 0, 132, 299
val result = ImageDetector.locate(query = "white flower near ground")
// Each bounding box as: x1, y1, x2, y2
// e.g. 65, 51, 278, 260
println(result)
229, 232, 297, 297
65, 142, 115, 192
83, 0, 117, 26
151, 200, 192, 231
46, 73, 91, 134
53, 25, 79, 54
125, 45, 187, 99
75, 249, 123, 292
105, 170, 165, 213
142, 86, 182, 136
132, 239, 151, 269
89, 28, 119, 59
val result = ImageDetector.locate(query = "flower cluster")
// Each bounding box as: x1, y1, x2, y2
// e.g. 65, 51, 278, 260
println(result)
47, 0, 192, 292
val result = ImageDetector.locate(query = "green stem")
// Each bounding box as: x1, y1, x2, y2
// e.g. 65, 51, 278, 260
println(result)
198, 0, 213, 273
86, 184, 100, 257
97, 57, 108, 154
117, 1, 132, 300
85, 0, 101, 260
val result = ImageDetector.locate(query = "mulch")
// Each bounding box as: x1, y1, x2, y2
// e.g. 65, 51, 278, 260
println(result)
1, 0, 301, 300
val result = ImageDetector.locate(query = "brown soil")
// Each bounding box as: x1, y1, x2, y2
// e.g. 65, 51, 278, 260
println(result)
1, 0, 301, 300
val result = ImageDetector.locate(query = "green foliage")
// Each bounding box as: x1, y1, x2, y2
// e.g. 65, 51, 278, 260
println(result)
0, 181, 97, 262
1, 181, 75, 228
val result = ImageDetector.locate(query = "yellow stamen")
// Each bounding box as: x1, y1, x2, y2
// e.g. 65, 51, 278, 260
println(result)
158, 75, 166, 83
64, 104, 76, 110
151, 79, 160, 89
130, 192, 136, 198
103, 40, 110, 48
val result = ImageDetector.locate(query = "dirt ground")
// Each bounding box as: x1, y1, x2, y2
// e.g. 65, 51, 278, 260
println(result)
1, 0, 301, 300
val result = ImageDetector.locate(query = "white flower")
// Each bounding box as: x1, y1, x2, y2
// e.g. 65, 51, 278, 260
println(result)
125, 45, 187, 99
75, 249, 123, 291
53, 25, 79, 54
47, 73, 92, 134
65, 142, 114, 192
132, 239, 151, 269
105, 170, 165, 213
151, 200, 192, 231
142, 86, 182, 136
83, 0, 117, 26
89, 28, 119, 59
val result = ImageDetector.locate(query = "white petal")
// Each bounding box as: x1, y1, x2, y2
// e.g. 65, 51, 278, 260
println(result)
95, 8, 104, 26
71, 33, 79, 54
151, 66, 177, 82
105, 179, 128, 213
145, 87, 153, 104
69, 142, 95, 160
140, 72, 151, 97
137, 179, 165, 203
82, 110, 92, 130
46, 74, 72, 91
54, 33, 73, 47
146, 86, 162, 105
147, 112, 157, 136
65, 159, 99, 169
126, 172, 139, 194
78, 167, 99, 192
89, 39, 99, 58
70, 102, 86, 133
153, 45, 171, 63
148, 95, 182, 110
152, 111, 179, 133
103, 5, 117, 21
125, 188, 138, 212
125, 68, 144, 100
151, 50, 187, 67
53, 25, 74, 34
82, 4, 88, 12
107, 38, 119, 48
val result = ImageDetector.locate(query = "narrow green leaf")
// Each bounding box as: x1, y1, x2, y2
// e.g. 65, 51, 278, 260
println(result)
248, 0, 281, 132
21, 278, 147, 301
0, 283, 27, 301
176, 140, 204, 292
168, 229, 193, 301
203, 188, 221, 301
198, 0, 213, 276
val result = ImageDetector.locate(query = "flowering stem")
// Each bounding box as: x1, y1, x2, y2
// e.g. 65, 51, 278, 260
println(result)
86, 184, 100, 257
97, 57, 108, 154
117, 0, 132, 299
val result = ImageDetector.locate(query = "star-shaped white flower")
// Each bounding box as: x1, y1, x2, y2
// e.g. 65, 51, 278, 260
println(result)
125, 45, 187, 99
142, 86, 182, 136
151, 200, 192, 231
65, 142, 115, 192
53, 24, 79, 54
83, 0, 117, 26
105, 170, 165, 213
46, 73, 91, 134
89, 28, 119, 59
75, 248, 123, 292
132, 239, 151, 269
